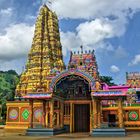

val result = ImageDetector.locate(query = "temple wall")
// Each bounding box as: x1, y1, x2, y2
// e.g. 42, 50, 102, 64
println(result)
103, 106, 140, 130
5, 101, 44, 130
5, 100, 63, 131
5, 101, 140, 131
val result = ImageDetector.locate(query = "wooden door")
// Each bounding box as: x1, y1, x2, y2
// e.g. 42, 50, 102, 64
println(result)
74, 104, 90, 132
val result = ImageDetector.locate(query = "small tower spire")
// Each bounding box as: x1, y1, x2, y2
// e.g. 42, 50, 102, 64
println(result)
47, 0, 53, 8
42, 0, 52, 6
80, 45, 83, 54
42, 0, 46, 5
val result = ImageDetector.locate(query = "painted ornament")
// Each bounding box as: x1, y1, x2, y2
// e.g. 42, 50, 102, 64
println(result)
22, 109, 30, 120
9, 109, 18, 120
34, 109, 43, 121
129, 111, 139, 121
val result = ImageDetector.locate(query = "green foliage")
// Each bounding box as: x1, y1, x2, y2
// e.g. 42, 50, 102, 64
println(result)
7, 70, 18, 75
0, 70, 19, 121
100, 76, 117, 86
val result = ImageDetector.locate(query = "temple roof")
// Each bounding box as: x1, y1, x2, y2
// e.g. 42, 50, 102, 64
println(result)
68, 49, 99, 80
23, 93, 52, 99
92, 90, 126, 97
126, 72, 140, 88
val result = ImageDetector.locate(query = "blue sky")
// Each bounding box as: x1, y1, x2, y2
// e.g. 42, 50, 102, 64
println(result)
0, 0, 140, 84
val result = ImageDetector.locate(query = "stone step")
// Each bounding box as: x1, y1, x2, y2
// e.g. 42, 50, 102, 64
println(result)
26, 128, 65, 136
91, 128, 126, 137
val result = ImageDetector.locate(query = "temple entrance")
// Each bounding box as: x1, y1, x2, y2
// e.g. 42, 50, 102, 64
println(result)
52, 72, 94, 133
102, 110, 117, 128
74, 104, 90, 132
91, 91, 126, 136
108, 114, 116, 127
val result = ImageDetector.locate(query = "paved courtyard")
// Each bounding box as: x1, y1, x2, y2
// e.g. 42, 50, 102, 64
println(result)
0, 129, 140, 140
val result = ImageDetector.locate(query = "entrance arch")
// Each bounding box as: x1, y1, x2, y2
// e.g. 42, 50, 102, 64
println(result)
54, 74, 91, 99
50, 70, 95, 93
50, 70, 95, 132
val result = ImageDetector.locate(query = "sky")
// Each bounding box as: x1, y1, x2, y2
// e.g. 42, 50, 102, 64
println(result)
0, 0, 140, 84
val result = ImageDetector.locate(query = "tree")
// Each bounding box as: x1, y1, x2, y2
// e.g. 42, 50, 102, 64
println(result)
100, 76, 117, 86
0, 70, 19, 122
7, 70, 18, 75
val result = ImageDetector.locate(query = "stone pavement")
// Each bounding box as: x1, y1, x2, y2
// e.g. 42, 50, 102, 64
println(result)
0, 129, 140, 140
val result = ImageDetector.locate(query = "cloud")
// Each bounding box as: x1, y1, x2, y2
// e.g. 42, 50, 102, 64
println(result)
25, 15, 36, 20
60, 31, 81, 56
51, 0, 140, 55
114, 46, 128, 59
0, 58, 26, 74
0, 8, 13, 16
76, 19, 113, 46
110, 65, 120, 73
129, 54, 140, 66
77, 18, 127, 46
51, 0, 140, 19
0, 7, 15, 32
60, 17, 126, 54
60, 30, 115, 55
0, 23, 34, 61
53, 0, 135, 55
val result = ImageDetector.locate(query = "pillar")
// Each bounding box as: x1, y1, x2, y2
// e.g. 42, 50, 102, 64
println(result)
57, 112, 60, 128
30, 100, 33, 128
100, 101, 103, 124
70, 102, 73, 133
60, 101, 64, 128
90, 102, 92, 132
50, 100, 54, 128
97, 100, 101, 128
43, 100, 46, 128
93, 99, 97, 129
45, 102, 49, 127
72, 103, 74, 131
6, 106, 9, 123
19, 107, 21, 122
139, 109, 140, 122
118, 98, 124, 128
46, 113, 48, 127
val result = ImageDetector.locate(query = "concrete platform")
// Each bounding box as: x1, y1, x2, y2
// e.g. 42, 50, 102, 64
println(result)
26, 128, 65, 136
91, 128, 126, 137
2, 129, 140, 140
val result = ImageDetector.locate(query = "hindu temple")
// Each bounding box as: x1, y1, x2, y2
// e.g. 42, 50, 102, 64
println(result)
5, 5, 140, 136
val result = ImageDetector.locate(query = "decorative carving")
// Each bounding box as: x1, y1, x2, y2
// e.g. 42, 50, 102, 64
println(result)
129, 111, 139, 121
9, 109, 18, 120
22, 109, 30, 120
34, 109, 43, 121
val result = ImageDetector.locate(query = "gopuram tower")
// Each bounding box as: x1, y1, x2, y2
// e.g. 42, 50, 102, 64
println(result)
16, 5, 65, 96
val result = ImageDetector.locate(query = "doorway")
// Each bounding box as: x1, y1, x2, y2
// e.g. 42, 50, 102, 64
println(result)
108, 114, 116, 127
74, 104, 90, 132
